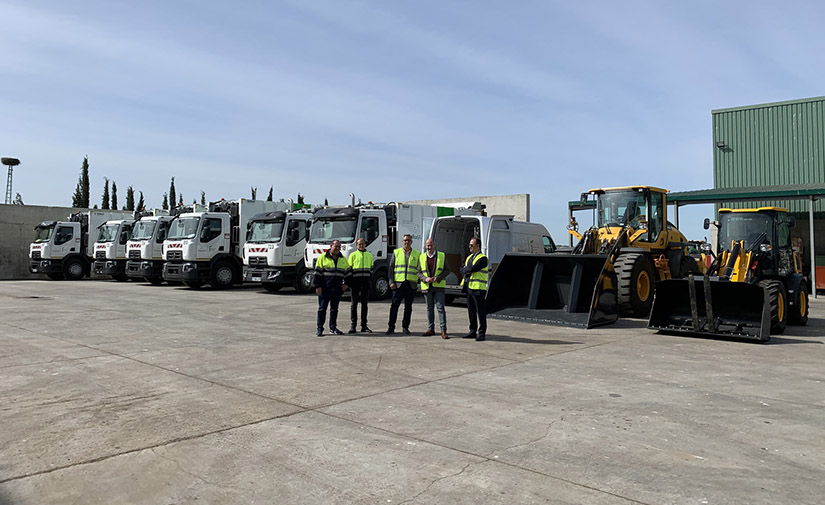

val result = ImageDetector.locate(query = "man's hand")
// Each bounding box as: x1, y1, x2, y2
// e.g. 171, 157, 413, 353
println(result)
343, 285, 349, 292
315, 287, 322, 295
390, 283, 396, 290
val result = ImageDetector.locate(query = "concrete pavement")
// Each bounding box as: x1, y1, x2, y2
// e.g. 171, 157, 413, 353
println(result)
1, 280, 824, 504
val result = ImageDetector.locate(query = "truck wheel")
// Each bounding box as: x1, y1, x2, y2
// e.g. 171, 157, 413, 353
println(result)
788, 281, 809, 326
615, 253, 655, 318
183, 281, 203, 289
262, 282, 282, 293
371, 271, 390, 300
211, 262, 237, 290
759, 279, 788, 334
294, 268, 314, 294
63, 258, 86, 281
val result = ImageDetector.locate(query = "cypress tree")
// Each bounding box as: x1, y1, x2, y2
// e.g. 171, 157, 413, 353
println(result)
251, 186, 257, 199
200, 191, 206, 205
111, 181, 118, 211
137, 191, 145, 211
80, 156, 90, 208
101, 177, 110, 209
162, 192, 168, 210
267, 186, 273, 201
169, 177, 176, 210
125, 186, 135, 211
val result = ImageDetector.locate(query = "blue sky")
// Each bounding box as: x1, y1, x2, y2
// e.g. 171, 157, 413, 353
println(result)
2, 0, 824, 242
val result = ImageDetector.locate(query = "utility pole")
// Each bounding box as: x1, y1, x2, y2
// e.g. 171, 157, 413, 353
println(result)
2, 157, 20, 204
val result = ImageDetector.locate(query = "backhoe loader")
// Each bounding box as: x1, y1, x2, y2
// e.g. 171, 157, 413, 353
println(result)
648, 207, 809, 342
487, 186, 700, 328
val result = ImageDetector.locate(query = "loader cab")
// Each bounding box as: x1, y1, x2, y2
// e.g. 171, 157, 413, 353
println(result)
716, 207, 797, 277
591, 186, 667, 245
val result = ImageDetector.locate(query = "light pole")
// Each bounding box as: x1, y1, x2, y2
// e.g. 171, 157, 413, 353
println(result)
2, 157, 20, 205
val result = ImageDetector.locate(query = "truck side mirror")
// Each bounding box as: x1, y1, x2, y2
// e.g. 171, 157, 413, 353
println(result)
703, 218, 710, 230
788, 216, 796, 228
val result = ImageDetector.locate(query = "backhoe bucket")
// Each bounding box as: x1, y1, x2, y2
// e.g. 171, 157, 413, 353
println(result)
487, 253, 619, 329
648, 277, 770, 342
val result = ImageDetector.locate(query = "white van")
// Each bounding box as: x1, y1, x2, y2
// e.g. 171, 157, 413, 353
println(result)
428, 215, 556, 301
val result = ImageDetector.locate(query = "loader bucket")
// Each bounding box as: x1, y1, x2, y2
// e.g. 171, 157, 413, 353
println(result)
487, 253, 619, 329
648, 277, 771, 342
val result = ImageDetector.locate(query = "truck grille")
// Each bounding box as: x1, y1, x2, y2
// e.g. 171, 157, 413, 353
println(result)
248, 256, 268, 267
167, 250, 182, 261
32, 251, 41, 259
129, 250, 141, 259
95, 251, 107, 260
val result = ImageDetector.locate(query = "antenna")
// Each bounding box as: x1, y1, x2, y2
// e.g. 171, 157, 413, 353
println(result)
2, 157, 20, 204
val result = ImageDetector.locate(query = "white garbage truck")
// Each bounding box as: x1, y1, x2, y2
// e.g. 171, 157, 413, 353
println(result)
242, 208, 315, 293
92, 218, 139, 280
304, 201, 482, 299
162, 199, 287, 289
125, 208, 179, 284
29, 209, 133, 280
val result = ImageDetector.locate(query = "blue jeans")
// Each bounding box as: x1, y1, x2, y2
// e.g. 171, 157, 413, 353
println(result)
423, 288, 447, 331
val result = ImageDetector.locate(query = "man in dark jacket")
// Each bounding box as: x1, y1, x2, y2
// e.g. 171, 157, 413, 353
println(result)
314, 239, 351, 336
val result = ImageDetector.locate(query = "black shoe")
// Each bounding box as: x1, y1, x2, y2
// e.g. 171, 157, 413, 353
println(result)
462, 333, 477, 339
330, 328, 344, 335
385, 328, 395, 335
361, 326, 373, 333
316, 329, 324, 337
348, 327, 357, 334
421, 329, 435, 336
475, 335, 486, 341
402, 328, 411, 335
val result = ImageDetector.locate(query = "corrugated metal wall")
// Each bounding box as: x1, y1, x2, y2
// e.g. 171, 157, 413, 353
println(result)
713, 96, 825, 213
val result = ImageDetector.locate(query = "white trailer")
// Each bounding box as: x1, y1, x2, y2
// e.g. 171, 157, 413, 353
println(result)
29, 209, 133, 280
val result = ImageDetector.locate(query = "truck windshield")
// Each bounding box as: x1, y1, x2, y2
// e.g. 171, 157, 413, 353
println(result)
34, 226, 54, 242
131, 221, 157, 240
719, 213, 773, 251
97, 223, 120, 243
309, 217, 357, 244
167, 217, 200, 240
597, 190, 647, 228
248, 220, 285, 243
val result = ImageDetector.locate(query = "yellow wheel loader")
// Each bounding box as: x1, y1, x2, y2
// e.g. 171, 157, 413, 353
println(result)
487, 186, 700, 328
648, 207, 809, 342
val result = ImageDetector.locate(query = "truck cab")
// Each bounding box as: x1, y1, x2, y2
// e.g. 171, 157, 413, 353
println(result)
429, 215, 555, 299
126, 211, 174, 284
243, 210, 313, 292
93, 219, 136, 280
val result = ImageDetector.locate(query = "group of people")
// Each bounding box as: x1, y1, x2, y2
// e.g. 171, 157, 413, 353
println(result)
313, 234, 488, 341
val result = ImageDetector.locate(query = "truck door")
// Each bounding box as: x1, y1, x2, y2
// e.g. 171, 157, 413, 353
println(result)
284, 217, 308, 261
198, 217, 224, 258
54, 225, 76, 257
359, 214, 383, 259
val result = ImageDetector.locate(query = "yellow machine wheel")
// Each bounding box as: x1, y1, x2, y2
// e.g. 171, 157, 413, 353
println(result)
615, 253, 655, 318
758, 279, 788, 335
788, 281, 809, 325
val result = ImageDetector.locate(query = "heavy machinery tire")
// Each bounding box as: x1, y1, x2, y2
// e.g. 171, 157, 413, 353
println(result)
679, 255, 700, 277
788, 281, 809, 326
294, 267, 314, 293
211, 262, 237, 290
147, 277, 164, 286
47, 273, 64, 280
183, 281, 203, 289
371, 270, 390, 300
759, 279, 788, 335
615, 253, 655, 318
63, 258, 86, 281
262, 282, 282, 293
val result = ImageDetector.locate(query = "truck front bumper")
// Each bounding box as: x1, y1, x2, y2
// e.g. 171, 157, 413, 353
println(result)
163, 262, 202, 282
244, 267, 293, 284
30, 260, 62, 274
94, 260, 126, 276
127, 260, 163, 279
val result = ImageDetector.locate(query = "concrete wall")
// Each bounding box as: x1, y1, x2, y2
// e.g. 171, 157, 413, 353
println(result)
406, 194, 530, 222
0, 204, 85, 280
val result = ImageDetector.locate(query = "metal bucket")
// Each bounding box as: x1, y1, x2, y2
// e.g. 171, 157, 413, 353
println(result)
487, 253, 619, 329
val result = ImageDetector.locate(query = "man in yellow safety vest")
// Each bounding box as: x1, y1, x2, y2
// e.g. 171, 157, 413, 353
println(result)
459, 236, 488, 341
386, 234, 420, 335
418, 238, 451, 339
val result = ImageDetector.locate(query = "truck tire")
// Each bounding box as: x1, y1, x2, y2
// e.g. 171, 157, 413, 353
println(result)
63, 258, 86, 281
788, 281, 809, 326
211, 262, 237, 290
759, 279, 788, 334
183, 281, 203, 289
294, 267, 314, 294
615, 253, 655, 318
371, 270, 390, 300
262, 282, 282, 293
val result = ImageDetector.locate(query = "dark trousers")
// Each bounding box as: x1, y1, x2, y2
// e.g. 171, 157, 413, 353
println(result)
350, 281, 370, 329
467, 289, 487, 337
388, 281, 415, 330
317, 289, 343, 331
